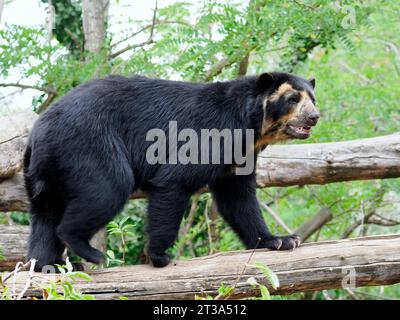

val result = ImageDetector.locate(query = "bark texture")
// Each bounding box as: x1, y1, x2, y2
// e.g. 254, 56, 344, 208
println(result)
0, 225, 29, 271
9, 234, 400, 299
82, 0, 109, 53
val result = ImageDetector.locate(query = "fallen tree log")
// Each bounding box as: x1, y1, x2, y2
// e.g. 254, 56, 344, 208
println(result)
0, 207, 331, 270
9, 234, 400, 299
256, 133, 400, 187
1, 113, 400, 212
0, 225, 29, 271
0, 224, 107, 272
0, 112, 37, 179
0, 174, 27, 212
0, 207, 330, 272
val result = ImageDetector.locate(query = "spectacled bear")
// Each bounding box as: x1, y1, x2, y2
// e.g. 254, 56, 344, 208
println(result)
24, 72, 319, 271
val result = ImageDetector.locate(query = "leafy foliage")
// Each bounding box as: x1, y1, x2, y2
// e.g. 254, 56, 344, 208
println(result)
195, 261, 279, 300
0, 259, 94, 300
114, 0, 373, 80
0, 0, 373, 110
42, 259, 94, 300
106, 216, 137, 266
40, 0, 84, 56
106, 201, 147, 266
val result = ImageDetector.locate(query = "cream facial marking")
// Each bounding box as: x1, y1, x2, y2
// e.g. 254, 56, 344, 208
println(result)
261, 82, 296, 135
267, 82, 295, 103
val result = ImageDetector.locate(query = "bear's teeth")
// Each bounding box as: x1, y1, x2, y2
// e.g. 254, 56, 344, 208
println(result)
292, 126, 311, 134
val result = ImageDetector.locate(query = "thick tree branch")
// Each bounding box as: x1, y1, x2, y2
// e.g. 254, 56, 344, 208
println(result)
294, 208, 333, 241
7, 234, 400, 299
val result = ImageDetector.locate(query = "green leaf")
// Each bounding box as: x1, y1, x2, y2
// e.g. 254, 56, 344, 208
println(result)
217, 282, 234, 296
107, 250, 115, 259
250, 262, 280, 290
259, 285, 271, 300
72, 272, 93, 282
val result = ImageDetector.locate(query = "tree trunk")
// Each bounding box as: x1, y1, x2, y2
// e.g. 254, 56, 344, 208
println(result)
0, 0, 4, 23
82, 0, 109, 53
9, 234, 400, 299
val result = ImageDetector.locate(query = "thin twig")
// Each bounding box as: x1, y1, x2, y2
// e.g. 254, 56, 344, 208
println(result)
337, 61, 372, 84
258, 188, 289, 206
293, 0, 317, 10
109, 0, 158, 59
110, 20, 190, 48
0, 134, 28, 145
0, 83, 57, 94
258, 199, 293, 234
341, 210, 376, 239
370, 214, 400, 226
209, 200, 220, 243
17, 259, 36, 300
1, 260, 33, 291
12, 262, 24, 298
221, 238, 261, 300
359, 200, 367, 236
345, 288, 360, 300
204, 198, 214, 254
175, 194, 200, 258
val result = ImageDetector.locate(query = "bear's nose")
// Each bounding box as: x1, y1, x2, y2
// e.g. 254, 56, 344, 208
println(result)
307, 112, 320, 125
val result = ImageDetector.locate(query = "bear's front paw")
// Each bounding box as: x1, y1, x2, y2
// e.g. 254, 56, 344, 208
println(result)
259, 235, 302, 250
148, 252, 171, 268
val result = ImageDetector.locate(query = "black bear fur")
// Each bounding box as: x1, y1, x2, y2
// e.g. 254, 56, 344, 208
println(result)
24, 72, 318, 270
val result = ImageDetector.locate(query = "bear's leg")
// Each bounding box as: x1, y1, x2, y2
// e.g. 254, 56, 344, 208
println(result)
28, 213, 66, 272
146, 187, 191, 267
56, 177, 132, 265
210, 173, 301, 250
26, 181, 86, 272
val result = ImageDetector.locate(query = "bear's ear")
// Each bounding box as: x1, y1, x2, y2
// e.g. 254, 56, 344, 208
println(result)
257, 72, 275, 92
309, 77, 316, 89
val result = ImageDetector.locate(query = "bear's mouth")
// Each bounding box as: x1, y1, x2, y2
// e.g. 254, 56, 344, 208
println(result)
286, 124, 312, 139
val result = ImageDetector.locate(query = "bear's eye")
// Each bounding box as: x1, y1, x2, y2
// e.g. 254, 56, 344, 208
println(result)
287, 96, 299, 105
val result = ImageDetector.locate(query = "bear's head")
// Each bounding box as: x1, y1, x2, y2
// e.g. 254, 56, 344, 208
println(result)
253, 72, 319, 148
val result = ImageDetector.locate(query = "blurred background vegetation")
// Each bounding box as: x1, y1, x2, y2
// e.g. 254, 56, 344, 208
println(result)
0, 0, 399, 300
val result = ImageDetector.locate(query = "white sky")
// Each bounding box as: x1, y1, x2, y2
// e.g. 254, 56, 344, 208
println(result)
0, 0, 194, 113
